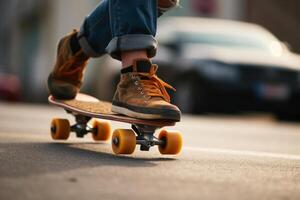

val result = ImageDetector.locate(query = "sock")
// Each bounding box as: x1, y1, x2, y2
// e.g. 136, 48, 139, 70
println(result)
70, 33, 81, 54
121, 60, 152, 74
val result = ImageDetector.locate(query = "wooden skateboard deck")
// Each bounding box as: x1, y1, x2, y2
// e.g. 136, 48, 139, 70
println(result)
48, 93, 176, 127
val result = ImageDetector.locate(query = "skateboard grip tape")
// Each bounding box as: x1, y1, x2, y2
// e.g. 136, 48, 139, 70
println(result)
63, 99, 114, 114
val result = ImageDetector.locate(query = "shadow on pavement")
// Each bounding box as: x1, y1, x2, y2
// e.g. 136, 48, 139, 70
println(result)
0, 141, 177, 178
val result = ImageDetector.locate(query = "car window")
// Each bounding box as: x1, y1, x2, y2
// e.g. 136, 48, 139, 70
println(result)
177, 32, 272, 52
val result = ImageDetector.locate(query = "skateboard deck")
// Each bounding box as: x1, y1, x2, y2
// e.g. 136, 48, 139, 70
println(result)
48, 93, 176, 127
48, 93, 182, 155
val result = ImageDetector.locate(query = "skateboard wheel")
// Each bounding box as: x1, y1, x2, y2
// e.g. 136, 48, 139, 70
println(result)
92, 120, 111, 141
111, 129, 136, 155
158, 130, 182, 155
51, 118, 70, 140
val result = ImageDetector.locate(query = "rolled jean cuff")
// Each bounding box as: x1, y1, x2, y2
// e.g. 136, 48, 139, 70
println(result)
77, 25, 105, 58
106, 34, 158, 61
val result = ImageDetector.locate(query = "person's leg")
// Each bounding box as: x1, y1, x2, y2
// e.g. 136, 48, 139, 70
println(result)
47, 0, 111, 100
48, 0, 181, 120
78, 0, 180, 61
80, 0, 179, 69
48, 0, 152, 100
106, 0, 158, 62
119, 0, 180, 68
78, 0, 180, 59
121, 51, 148, 68
109, 0, 181, 121
47, 30, 89, 100
78, 0, 111, 58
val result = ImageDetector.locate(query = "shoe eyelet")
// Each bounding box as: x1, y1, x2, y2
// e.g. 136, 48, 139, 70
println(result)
135, 81, 139, 85
141, 91, 144, 95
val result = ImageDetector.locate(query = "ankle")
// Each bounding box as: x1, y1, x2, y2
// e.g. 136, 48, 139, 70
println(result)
121, 50, 149, 68
70, 33, 82, 55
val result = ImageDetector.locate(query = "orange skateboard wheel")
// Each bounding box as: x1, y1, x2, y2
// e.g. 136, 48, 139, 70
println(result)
158, 130, 182, 155
92, 120, 111, 141
51, 118, 70, 140
112, 129, 136, 155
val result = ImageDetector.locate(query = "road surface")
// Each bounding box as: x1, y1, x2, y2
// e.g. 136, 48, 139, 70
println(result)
0, 102, 300, 200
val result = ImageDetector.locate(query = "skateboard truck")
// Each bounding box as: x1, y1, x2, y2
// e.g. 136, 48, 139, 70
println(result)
67, 109, 165, 151
69, 113, 165, 151
63, 113, 164, 152
70, 114, 94, 138
131, 124, 165, 151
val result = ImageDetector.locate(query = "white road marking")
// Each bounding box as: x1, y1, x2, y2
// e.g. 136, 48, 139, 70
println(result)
2, 133, 300, 160
185, 146, 300, 160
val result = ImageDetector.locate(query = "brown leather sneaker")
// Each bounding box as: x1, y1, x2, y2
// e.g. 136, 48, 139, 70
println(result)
112, 59, 181, 121
48, 30, 89, 100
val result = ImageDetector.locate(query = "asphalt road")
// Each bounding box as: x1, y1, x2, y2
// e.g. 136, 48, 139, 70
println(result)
0, 102, 300, 200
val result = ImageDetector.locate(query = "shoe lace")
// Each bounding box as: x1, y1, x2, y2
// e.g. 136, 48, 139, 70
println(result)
137, 65, 175, 102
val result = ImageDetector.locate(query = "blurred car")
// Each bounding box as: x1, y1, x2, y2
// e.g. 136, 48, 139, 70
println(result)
152, 17, 300, 120
0, 69, 20, 102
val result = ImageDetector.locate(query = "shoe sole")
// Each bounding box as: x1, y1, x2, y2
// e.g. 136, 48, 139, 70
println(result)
111, 105, 180, 121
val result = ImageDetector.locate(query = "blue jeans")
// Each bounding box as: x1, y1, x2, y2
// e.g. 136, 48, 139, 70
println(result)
78, 0, 175, 60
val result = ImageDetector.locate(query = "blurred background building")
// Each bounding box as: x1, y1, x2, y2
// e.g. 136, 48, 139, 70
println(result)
1, 0, 300, 104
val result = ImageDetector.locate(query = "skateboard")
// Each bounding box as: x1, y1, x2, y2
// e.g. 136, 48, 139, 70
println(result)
48, 93, 182, 155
